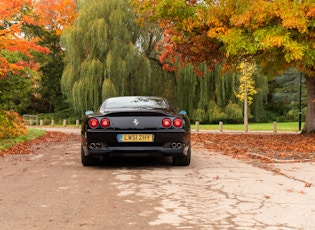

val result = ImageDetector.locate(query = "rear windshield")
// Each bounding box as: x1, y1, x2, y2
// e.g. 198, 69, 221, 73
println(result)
100, 97, 172, 110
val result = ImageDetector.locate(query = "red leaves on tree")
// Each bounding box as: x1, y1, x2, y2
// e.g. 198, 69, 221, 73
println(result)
156, 28, 223, 74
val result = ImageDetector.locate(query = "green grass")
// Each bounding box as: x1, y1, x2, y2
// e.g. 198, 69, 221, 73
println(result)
191, 122, 303, 132
0, 128, 46, 151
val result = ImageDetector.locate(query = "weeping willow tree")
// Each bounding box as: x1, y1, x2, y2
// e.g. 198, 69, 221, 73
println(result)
176, 62, 268, 124
252, 67, 269, 122
176, 65, 197, 116
61, 0, 151, 116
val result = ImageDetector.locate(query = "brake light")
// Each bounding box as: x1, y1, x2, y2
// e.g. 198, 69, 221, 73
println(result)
88, 118, 99, 128
162, 118, 171, 128
173, 118, 183, 128
100, 118, 110, 128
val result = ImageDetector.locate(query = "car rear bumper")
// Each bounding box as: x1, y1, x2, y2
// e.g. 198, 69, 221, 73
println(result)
82, 145, 190, 157
82, 129, 190, 158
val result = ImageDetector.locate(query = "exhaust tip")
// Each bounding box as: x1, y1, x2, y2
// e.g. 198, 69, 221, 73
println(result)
89, 142, 101, 149
171, 142, 183, 149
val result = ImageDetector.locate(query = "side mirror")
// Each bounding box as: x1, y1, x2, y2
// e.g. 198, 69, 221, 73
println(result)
178, 110, 187, 115
85, 110, 94, 115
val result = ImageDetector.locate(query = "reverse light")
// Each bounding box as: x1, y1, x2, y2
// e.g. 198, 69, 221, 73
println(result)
173, 118, 183, 128
162, 118, 172, 128
100, 118, 110, 128
88, 118, 99, 129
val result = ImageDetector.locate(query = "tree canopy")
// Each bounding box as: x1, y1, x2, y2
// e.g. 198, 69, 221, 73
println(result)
132, 0, 315, 134
0, 0, 49, 78
133, 0, 315, 69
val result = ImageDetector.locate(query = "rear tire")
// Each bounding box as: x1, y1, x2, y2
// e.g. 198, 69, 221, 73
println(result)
81, 146, 99, 166
173, 146, 191, 166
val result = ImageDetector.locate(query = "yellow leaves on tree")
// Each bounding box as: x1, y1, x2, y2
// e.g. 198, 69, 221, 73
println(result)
234, 60, 257, 132
235, 61, 257, 105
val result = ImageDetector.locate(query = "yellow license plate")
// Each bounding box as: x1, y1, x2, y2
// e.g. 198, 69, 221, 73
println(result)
118, 134, 154, 142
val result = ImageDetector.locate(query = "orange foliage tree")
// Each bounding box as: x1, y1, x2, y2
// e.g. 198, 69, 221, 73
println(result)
133, 0, 315, 134
0, 0, 76, 79
34, 0, 77, 34
0, 0, 77, 138
0, 0, 50, 78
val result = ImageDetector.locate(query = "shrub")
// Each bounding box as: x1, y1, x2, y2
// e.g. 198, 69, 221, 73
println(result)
225, 102, 243, 123
192, 108, 207, 123
37, 109, 80, 125
0, 111, 28, 139
208, 100, 227, 123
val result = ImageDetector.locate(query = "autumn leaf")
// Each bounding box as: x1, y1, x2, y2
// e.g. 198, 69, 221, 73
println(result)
305, 183, 312, 188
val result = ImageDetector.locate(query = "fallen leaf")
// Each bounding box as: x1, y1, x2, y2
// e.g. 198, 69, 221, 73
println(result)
305, 183, 312, 187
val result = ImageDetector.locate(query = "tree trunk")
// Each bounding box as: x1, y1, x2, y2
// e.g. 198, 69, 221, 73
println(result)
244, 95, 248, 133
244, 79, 248, 133
302, 76, 315, 135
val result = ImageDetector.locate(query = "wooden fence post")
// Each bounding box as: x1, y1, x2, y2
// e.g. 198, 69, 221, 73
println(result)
195, 121, 199, 131
219, 121, 223, 132
273, 122, 277, 134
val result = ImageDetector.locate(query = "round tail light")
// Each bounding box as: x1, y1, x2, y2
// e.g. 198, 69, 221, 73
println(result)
162, 118, 172, 128
100, 118, 110, 128
88, 118, 99, 129
173, 118, 183, 128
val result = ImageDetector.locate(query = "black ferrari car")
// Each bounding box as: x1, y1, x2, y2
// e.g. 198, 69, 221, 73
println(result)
81, 96, 191, 166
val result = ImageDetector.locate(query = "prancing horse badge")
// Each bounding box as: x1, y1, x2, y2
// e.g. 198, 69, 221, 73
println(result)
133, 119, 139, 126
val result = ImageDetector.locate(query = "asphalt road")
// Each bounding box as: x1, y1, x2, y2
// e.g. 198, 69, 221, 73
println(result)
0, 130, 315, 229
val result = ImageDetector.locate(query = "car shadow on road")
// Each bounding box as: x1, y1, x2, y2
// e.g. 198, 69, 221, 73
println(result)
93, 156, 174, 169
